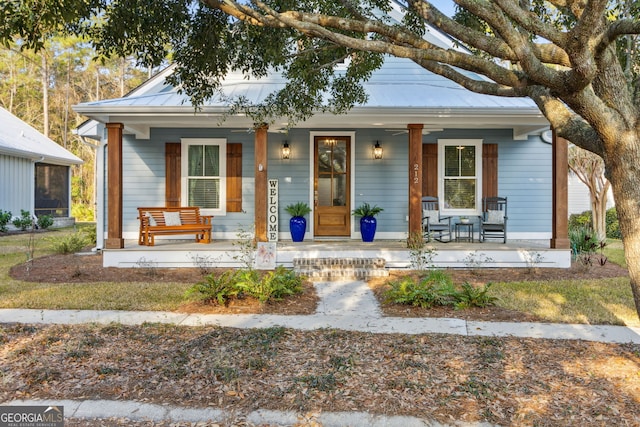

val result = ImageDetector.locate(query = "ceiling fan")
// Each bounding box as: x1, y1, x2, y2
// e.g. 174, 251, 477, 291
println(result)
385, 127, 444, 136
231, 127, 288, 134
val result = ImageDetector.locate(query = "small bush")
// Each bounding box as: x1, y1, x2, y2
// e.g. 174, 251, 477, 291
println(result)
12, 210, 33, 231
606, 207, 621, 239
384, 270, 457, 308
384, 271, 497, 309
451, 282, 497, 309
49, 232, 89, 254
0, 210, 11, 232
569, 225, 599, 256
185, 270, 239, 305
37, 215, 54, 229
185, 267, 304, 305
569, 208, 621, 239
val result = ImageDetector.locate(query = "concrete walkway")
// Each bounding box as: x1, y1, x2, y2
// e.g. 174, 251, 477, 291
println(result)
2, 280, 640, 426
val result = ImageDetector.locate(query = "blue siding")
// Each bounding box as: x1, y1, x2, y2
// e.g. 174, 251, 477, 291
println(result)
118, 127, 552, 238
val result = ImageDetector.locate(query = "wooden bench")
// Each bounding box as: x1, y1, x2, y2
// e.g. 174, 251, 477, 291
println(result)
137, 207, 213, 246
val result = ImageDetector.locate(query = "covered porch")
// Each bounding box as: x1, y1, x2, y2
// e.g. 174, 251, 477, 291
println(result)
102, 238, 571, 269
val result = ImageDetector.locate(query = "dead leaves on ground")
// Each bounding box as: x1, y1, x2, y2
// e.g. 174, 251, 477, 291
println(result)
1, 323, 639, 426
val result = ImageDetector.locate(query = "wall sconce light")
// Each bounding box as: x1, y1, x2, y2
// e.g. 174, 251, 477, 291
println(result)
281, 141, 291, 159
373, 141, 383, 159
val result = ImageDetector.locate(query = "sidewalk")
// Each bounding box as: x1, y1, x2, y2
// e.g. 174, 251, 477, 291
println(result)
1, 280, 638, 344
2, 280, 639, 426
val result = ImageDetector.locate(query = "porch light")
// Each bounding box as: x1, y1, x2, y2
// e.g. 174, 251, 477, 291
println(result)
373, 141, 383, 159
281, 141, 291, 159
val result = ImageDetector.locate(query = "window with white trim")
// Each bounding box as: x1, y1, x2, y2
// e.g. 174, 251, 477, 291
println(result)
438, 139, 482, 214
181, 138, 227, 215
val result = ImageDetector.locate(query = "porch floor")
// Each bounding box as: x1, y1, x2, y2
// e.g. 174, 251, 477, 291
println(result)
102, 238, 571, 269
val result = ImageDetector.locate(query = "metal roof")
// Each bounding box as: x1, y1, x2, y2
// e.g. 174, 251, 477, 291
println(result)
0, 107, 83, 165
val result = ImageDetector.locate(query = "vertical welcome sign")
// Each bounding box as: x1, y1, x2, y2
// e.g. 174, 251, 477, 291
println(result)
267, 179, 278, 242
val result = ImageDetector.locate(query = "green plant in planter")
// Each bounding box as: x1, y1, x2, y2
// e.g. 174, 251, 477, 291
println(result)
351, 203, 384, 218
284, 202, 312, 218
352, 203, 384, 242
285, 202, 312, 242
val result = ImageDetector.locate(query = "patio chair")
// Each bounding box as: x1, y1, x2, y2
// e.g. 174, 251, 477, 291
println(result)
422, 196, 452, 242
480, 196, 508, 243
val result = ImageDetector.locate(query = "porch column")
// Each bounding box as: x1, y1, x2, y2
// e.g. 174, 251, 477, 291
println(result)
254, 124, 268, 242
551, 131, 570, 249
105, 122, 124, 249
408, 124, 424, 240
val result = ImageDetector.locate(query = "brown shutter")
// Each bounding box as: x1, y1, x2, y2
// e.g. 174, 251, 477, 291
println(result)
227, 142, 242, 212
165, 143, 181, 207
482, 144, 498, 198
422, 143, 438, 197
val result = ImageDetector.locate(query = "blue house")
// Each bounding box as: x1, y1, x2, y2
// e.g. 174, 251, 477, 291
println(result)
74, 13, 571, 269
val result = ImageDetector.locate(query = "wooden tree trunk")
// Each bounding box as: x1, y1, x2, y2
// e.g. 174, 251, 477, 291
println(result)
606, 133, 640, 319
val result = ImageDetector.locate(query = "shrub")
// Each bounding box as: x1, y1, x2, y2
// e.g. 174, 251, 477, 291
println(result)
234, 266, 304, 303
49, 232, 89, 254
384, 270, 456, 308
185, 270, 239, 305
606, 207, 621, 239
451, 282, 497, 309
0, 210, 11, 232
12, 210, 33, 231
569, 225, 599, 256
568, 208, 621, 240
37, 215, 54, 229
383, 271, 498, 309
185, 267, 304, 305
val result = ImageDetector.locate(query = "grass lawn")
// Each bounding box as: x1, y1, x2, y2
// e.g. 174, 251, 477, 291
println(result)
0, 226, 638, 326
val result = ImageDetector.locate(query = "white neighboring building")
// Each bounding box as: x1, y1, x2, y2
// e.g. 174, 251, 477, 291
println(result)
0, 107, 83, 228
568, 174, 615, 216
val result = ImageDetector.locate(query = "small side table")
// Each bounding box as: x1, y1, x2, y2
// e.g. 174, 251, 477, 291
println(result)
455, 222, 474, 243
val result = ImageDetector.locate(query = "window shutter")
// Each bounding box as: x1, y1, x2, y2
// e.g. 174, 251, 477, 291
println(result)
165, 143, 181, 207
482, 144, 498, 198
422, 143, 438, 197
227, 142, 242, 212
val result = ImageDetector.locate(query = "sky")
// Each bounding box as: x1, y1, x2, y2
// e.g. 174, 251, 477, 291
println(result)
429, 0, 456, 17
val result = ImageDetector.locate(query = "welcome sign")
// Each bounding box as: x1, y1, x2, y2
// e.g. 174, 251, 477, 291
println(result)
267, 179, 278, 242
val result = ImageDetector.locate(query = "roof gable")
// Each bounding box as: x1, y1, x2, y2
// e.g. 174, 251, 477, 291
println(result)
0, 107, 83, 165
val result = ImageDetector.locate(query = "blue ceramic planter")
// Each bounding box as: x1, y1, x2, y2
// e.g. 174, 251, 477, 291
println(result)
359, 216, 377, 242
289, 216, 307, 242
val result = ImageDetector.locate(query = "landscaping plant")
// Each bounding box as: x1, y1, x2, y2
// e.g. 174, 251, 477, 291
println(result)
0, 209, 11, 232
12, 210, 34, 231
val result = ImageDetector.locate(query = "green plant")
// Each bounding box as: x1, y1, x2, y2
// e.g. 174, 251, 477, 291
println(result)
407, 238, 436, 271
284, 202, 312, 217
48, 232, 88, 254
451, 282, 498, 309
36, 215, 54, 229
231, 225, 256, 270
0, 210, 12, 232
606, 207, 621, 239
235, 266, 303, 303
185, 270, 239, 305
384, 270, 456, 308
12, 210, 34, 231
351, 202, 384, 218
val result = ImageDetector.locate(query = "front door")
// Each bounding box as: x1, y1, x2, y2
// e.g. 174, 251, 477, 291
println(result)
314, 136, 351, 236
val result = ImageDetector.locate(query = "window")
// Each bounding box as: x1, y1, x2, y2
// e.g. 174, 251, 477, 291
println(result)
181, 138, 226, 214
35, 164, 69, 217
438, 139, 482, 214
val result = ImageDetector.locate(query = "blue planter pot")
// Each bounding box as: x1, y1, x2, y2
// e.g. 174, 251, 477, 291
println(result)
360, 216, 377, 242
289, 216, 307, 242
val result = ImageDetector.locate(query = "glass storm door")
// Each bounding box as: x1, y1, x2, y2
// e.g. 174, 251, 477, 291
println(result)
314, 136, 351, 236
